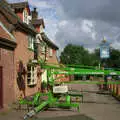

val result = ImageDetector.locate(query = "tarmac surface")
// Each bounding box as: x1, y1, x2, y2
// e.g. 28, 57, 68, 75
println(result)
0, 83, 120, 120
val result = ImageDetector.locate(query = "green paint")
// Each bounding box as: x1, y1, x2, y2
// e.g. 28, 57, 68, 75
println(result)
23, 63, 120, 119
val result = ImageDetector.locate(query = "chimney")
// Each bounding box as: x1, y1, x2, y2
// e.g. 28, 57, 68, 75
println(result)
31, 7, 38, 20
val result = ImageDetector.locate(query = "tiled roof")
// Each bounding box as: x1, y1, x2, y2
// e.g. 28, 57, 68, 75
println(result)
0, 26, 14, 42
32, 19, 45, 28
0, 0, 37, 35
0, 22, 16, 49
41, 32, 59, 50
9, 1, 29, 9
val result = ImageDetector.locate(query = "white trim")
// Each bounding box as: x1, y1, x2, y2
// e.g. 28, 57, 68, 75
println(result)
41, 45, 45, 54
28, 35, 34, 50
40, 25, 44, 33
0, 21, 15, 41
23, 9, 28, 24
27, 66, 37, 86
27, 15, 32, 24
49, 48, 53, 57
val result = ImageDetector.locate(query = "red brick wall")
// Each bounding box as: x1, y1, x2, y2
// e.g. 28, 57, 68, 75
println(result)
46, 48, 59, 64
16, 12, 23, 21
0, 7, 41, 107
13, 30, 41, 100
38, 46, 59, 64
55, 74, 70, 83
35, 25, 40, 33
0, 48, 15, 107
16, 7, 30, 21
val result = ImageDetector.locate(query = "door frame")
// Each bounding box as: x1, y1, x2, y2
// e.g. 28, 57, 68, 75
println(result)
0, 66, 3, 108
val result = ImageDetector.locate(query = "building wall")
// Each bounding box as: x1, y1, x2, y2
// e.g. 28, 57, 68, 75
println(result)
16, 12, 23, 21
0, 11, 16, 108
55, 74, 70, 83
38, 45, 59, 64
0, 48, 15, 107
46, 48, 59, 64
13, 30, 41, 100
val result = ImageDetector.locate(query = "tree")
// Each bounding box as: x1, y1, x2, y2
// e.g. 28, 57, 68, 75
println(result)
94, 48, 120, 68
60, 44, 120, 68
60, 44, 92, 65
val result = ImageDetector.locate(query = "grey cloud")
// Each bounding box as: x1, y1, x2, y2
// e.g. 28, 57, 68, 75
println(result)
58, 0, 120, 24
55, 19, 120, 52
54, 0, 120, 55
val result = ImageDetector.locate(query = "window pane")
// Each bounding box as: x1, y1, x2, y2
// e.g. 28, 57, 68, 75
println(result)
28, 35, 31, 48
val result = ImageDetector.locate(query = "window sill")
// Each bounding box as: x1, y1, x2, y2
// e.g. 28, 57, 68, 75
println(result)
27, 82, 37, 87
41, 52, 45, 54
28, 48, 34, 52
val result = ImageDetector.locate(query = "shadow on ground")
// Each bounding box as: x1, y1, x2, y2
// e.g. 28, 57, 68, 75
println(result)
30, 114, 95, 120
82, 101, 119, 104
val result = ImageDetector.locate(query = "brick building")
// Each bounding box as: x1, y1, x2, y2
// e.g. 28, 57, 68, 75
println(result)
30, 8, 59, 85
9, 1, 42, 99
31, 8, 59, 64
0, 0, 17, 108
0, 0, 59, 108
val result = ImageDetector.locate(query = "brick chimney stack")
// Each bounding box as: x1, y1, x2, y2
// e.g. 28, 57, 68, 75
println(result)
31, 8, 38, 20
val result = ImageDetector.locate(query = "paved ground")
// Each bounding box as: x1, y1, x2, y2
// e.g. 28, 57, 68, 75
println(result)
0, 83, 120, 120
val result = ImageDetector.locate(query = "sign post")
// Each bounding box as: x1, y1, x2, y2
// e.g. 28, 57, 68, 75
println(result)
100, 38, 110, 90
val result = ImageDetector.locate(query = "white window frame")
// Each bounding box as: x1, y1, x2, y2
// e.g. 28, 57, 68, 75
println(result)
23, 9, 28, 24
49, 48, 53, 57
28, 35, 34, 50
27, 66, 37, 86
27, 15, 32, 24
40, 25, 44, 33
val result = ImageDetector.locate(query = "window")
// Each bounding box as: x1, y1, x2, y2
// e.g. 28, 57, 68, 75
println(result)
40, 25, 44, 33
28, 35, 34, 50
46, 46, 49, 54
49, 48, 53, 57
41, 45, 45, 54
27, 65, 37, 85
23, 9, 28, 23
27, 16, 32, 24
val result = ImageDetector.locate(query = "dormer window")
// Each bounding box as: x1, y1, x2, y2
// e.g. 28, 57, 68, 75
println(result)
23, 8, 28, 23
40, 25, 44, 33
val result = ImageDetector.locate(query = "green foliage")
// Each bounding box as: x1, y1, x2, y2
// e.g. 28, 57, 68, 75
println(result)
38, 56, 46, 67
91, 48, 120, 68
42, 81, 47, 89
60, 44, 95, 66
60, 44, 120, 68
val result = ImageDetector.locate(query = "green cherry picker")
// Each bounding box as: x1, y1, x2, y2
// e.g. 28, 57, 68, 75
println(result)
23, 63, 120, 119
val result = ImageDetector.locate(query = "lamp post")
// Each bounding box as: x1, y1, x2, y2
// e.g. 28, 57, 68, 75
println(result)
100, 37, 110, 90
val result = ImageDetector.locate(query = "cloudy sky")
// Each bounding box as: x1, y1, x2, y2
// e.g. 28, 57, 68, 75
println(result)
8, 0, 120, 55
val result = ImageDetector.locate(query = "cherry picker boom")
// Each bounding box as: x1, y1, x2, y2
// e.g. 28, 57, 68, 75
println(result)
23, 64, 120, 119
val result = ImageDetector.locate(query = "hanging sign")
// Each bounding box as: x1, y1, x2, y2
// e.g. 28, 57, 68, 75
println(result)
100, 46, 110, 59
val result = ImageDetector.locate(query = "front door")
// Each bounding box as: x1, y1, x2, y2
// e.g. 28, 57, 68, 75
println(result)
0, 66, 3, 108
